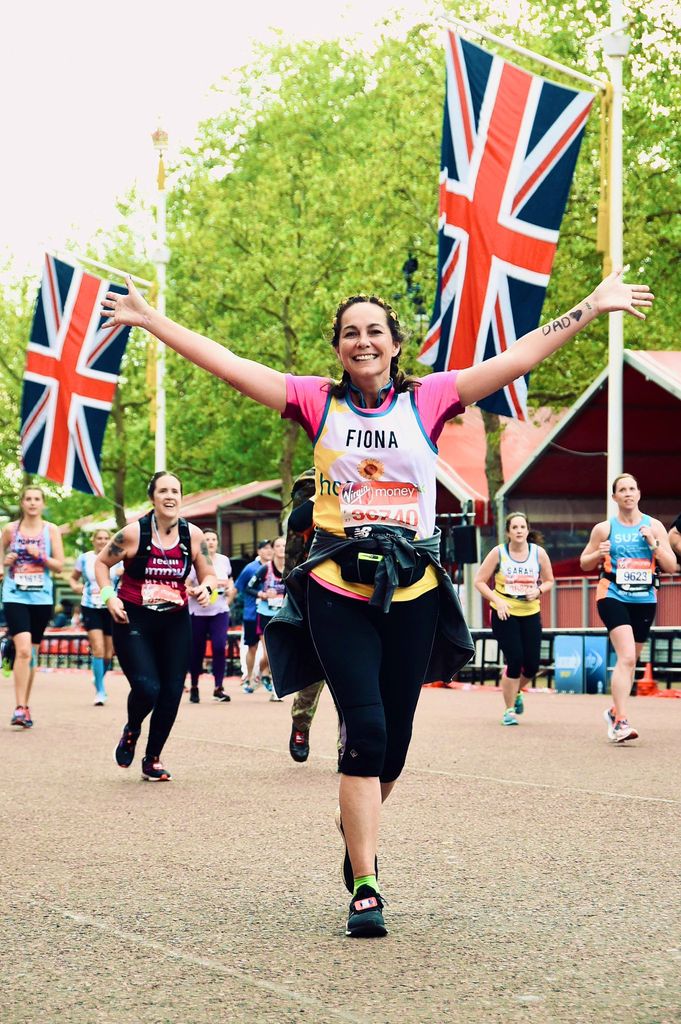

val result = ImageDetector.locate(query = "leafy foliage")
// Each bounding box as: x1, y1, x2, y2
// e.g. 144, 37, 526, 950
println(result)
0, 0, 677, 531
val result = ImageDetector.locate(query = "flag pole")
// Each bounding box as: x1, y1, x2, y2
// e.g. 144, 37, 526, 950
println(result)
55, 252, 152, 289
603, 3, 629, 503
440, 13, 605, 91
151, 126, 169, 473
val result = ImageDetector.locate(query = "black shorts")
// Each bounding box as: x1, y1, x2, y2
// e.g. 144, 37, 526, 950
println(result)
596, 599, 656, 643
81, 605, 113, 636
242, 618, 259, 647
256, 612, 278, 637
3, 602, 54, 644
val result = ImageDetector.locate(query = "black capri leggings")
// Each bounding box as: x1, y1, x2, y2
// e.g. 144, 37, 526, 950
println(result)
491, 610, 542, 680
112, 603, 191, 759
307, 577, 439, 783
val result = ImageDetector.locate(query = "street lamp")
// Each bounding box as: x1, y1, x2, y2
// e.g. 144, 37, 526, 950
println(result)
400, 252, 428, 341
151, 125, 170, 471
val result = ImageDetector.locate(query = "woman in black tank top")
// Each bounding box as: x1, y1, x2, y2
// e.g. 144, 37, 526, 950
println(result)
95, 473, 216, 781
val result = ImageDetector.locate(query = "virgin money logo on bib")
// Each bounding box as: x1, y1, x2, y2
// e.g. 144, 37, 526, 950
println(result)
340, 481, 420, 533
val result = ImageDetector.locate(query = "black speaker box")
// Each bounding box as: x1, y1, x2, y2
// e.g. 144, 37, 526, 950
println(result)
452, 525, 478, 564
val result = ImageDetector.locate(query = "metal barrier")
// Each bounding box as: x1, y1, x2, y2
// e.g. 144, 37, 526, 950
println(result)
464, 627, 681, 689
35, 628, 244, 677
542, 575, 681, 628
26, 624, 681, 690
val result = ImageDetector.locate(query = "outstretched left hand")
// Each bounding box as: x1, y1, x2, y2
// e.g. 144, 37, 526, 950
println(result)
591, 268, 655, 320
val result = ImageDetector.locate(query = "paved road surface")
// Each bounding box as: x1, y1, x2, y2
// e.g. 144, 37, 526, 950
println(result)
3, 671, 680, 1024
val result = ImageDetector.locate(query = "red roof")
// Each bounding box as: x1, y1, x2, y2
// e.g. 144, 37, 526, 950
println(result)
66, 480, 283, 533
436, 405, 561, 503
499, 350, 681, 505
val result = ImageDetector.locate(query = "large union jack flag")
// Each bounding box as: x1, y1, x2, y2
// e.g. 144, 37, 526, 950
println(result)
20, 255, 132, 495
418, 32, 594, 419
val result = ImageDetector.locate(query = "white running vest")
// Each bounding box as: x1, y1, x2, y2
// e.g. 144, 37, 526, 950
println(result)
313, 391, 438, 539
495, 544, 541, 598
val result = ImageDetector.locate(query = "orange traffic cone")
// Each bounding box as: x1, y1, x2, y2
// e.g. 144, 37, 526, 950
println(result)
636, 662, 660, 697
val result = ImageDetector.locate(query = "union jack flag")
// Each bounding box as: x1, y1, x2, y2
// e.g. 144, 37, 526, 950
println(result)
418, 32, 594, 419
20, 255, 132, 495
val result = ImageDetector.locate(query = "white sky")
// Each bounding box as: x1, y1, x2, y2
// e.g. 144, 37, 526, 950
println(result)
1, 0, 434, 280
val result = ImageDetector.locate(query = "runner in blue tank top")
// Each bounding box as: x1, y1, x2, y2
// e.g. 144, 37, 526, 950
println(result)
70, 529, 123, 706
1, 485, 64, 728
580, 474, 676, 743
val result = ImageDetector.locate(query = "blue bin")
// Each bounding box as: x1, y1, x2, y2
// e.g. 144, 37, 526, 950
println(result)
554, 635, 585, 693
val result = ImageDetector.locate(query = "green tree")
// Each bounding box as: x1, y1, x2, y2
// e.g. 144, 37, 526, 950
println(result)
1, 0, 677, 531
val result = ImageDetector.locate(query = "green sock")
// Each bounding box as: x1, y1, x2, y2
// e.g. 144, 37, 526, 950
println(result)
353, 874, 379, 896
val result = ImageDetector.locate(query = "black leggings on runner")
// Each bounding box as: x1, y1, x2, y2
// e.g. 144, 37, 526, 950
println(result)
112, 603, 191, 759
491, 610, 542, 679
307, 577, 439, 783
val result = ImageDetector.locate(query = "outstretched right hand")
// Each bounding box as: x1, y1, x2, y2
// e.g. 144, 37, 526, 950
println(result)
101, 276, 152, 330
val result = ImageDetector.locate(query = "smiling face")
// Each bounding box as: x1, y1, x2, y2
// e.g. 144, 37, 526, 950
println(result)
335, 302, 400, 389
151, 474, 182, 518
93, 530, 111, 554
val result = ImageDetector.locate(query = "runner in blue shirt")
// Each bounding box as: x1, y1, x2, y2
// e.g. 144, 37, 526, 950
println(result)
70, 529, 123, 705
234, 539, 273, 692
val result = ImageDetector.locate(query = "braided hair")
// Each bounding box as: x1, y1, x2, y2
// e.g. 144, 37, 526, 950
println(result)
326, 294, 419, 399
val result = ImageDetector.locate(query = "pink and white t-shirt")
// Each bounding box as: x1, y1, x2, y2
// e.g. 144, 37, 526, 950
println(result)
282, 372, 464, 601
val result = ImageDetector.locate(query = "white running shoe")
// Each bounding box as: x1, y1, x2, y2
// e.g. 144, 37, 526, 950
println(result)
610, 719, 639, 743
603, 707, 616, 741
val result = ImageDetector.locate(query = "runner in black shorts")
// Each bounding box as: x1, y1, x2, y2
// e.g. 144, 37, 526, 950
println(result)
104, 261, 654, 935
95, 472, 216, 781
580, 473, 676, 743
474, 513, 554, 726
70, 529, 123, 705
1, 485, 64, 729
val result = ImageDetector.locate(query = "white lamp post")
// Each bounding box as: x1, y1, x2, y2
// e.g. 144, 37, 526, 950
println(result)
151, 126, 170, 471
603, 3, 630, 501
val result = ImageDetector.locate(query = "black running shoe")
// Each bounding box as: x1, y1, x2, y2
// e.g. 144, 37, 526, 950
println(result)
346, 885, 387, 938
213, 688, 231, 702
1, 634, 15, 677
289, 725, 309, 762
141, 757, 171, 782
114, 725, 140, 768
189, 687, 199, 703
335, 808, 379, 895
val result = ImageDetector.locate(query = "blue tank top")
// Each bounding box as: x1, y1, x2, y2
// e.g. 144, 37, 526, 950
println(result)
603, 514, 656, 603
74, 551, 122, 608
2, 524, 53, 605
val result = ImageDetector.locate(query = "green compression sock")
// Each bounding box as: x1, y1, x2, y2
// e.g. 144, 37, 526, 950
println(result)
353, 874, 379, 896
